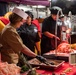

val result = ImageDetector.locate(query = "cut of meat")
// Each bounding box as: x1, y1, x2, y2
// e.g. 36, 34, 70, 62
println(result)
0, 62, 21, 75
57, 42, 74, 53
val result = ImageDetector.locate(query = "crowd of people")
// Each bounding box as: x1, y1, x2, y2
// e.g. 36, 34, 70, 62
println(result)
0, 6, 71, 65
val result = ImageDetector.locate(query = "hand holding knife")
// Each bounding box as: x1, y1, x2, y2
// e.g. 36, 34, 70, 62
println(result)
36, 55, 54, 66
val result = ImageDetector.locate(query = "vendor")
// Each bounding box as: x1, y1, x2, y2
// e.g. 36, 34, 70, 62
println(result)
17, 11, 41, 56
41, 6, 62, 55
59, 15, 71, 42
0, 8, 46, 64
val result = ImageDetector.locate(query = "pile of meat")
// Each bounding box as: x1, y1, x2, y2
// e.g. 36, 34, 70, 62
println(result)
57, 42, 74, 53
0, 62, 21, 75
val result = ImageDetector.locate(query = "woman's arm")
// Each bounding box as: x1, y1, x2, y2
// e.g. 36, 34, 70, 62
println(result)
21, 45, 37, 57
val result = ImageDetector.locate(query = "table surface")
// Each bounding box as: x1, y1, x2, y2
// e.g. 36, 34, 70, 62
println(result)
22, 62, 76, 75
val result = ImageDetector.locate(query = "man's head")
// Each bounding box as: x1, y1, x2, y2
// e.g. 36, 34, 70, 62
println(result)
50, 6, 62, 20
59, 15, 65, 21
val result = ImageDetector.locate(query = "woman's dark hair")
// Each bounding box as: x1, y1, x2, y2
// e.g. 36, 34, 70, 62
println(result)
9, 13, 23, 24
25, 11, 33, 20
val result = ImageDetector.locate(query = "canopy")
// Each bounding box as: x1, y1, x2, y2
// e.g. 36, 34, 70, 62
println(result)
0, 0, 50, 6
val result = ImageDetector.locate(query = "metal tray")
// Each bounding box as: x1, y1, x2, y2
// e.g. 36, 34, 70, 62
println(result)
28, 58, 64, 70
43, 51, 69, 62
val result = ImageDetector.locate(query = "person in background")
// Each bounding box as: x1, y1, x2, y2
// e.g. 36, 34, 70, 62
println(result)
59, 15, 71, 43
32, 19, 41, 55
17, 11, 41, 57
41, 6, 62, 55
32, 19, 41, 38
0, 8, 46, 64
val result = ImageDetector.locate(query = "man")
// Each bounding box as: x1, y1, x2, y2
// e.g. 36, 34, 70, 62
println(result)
41, 6, 62, 55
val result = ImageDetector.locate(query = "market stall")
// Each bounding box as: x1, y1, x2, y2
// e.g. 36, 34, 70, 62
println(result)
0, 1, 76, 75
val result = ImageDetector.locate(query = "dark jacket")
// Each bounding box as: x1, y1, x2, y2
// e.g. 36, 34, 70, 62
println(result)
17, 23, 40, 52
41, 16, 61, 54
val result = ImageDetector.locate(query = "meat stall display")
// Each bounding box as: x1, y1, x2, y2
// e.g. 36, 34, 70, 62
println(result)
28, 58, 64, 70
43, 42, 76, 62
0, 62, 21, 75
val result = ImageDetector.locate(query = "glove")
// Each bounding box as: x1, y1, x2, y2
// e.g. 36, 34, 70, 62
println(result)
36, 55, 47, 62
36, 55, 55, 65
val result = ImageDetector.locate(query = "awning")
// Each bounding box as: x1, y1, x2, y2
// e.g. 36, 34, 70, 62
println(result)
20, 0, 50, 6
0, 0, 50, 6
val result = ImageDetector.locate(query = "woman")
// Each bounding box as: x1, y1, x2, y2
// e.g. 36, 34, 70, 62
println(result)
17, 11, 41, 56
0, 8, 44, 64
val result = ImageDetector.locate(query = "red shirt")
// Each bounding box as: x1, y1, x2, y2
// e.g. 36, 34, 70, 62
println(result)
32, 19, 41, 32
0, 17, 9, 25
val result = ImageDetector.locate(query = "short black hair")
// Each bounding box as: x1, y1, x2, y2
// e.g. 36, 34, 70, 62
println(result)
50, 6, 62, 15
25, 11, 33, 20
